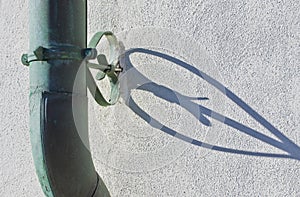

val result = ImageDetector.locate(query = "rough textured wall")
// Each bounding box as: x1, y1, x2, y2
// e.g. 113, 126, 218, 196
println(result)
1, 0, 299, 196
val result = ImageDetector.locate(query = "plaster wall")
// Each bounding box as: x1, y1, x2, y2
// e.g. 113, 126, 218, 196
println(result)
0, 0, 299, 196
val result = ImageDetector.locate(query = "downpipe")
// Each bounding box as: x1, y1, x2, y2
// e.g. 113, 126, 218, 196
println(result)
25, 0, 110, 196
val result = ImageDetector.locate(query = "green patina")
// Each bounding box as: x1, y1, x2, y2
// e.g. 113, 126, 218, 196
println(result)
25, 0, 111, 196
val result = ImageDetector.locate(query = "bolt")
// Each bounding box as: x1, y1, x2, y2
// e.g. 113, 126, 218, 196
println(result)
21, 54, 29, 66
84, 48, 97, 60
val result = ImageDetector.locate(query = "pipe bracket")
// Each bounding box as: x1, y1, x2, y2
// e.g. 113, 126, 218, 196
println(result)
86, 31, 124, 106
21, 46, 97, 66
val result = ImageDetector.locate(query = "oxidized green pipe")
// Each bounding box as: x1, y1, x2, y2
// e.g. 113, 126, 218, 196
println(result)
28, 0, 110, 196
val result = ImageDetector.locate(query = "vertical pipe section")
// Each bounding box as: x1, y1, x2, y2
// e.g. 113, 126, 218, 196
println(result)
29, 0, 110, 196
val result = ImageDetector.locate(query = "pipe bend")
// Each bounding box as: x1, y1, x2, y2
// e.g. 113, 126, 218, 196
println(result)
32, 92, 110, 197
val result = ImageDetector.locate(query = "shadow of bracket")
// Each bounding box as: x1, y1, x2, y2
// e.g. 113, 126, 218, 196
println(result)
119, 48, 300, 160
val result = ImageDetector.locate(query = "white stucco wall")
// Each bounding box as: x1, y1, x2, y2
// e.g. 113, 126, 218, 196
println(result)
1, 0, 300, 196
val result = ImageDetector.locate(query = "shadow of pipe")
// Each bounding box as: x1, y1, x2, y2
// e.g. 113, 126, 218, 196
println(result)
118, 48, 300, 160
